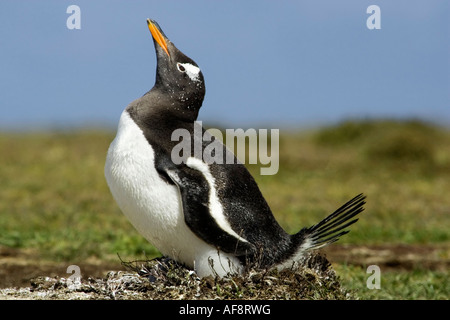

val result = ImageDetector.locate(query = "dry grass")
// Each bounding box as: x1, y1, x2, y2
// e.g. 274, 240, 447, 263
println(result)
3, 253, 350, 300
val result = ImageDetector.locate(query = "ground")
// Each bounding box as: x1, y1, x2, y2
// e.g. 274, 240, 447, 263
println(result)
0, 120, 449, 299
1, 243, 448, 299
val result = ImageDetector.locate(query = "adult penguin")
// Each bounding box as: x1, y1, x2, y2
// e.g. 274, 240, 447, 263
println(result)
105, 19, 366, 277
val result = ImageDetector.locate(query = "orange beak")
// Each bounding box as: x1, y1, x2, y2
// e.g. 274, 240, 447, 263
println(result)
147, 19, 170, 57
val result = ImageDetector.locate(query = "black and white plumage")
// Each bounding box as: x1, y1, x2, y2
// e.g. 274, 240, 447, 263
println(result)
105, 19, 366, 277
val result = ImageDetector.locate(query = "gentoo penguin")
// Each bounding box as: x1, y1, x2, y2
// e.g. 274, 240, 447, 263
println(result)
105, 19, 366, 277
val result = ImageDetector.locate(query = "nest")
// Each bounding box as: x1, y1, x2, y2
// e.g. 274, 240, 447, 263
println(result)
116, 252, 353, 300
26, 253, 353, 300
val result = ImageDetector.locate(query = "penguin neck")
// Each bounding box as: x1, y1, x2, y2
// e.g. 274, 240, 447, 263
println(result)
141, 86, 201, 124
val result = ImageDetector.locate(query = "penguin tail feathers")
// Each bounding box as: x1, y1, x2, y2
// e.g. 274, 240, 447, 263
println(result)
294, 193, 366, 253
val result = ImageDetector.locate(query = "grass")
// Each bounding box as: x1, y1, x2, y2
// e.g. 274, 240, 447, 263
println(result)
253, 119, 450, 245
334, 265, 449, 300
114, 254, 351, 300
0, 119, 449, 299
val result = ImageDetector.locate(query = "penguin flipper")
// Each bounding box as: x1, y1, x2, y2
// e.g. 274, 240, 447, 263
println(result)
163, 165, 256, 257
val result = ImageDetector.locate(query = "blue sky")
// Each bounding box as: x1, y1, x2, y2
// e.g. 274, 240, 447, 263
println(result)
0, 1, 448, 130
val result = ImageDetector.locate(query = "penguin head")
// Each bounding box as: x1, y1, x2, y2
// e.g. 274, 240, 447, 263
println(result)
147, 19, 205, 118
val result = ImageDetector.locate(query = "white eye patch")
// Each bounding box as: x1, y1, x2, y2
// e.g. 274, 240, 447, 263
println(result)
177, 62, 201, 82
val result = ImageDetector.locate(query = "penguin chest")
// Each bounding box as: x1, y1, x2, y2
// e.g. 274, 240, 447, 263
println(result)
104, 111, 201, 261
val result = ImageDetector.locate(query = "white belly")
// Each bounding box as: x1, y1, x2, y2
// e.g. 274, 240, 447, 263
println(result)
104, 110, 241, 277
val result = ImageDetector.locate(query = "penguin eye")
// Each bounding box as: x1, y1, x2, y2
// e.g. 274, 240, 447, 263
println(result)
176, 62, 201, 82
177, 63, 186, 72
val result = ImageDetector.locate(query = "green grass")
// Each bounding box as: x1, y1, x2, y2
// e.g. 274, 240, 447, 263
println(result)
0, 119, 449, 299
334, 265, 449, 300
0, 130, 158, 261
252, 119, 450, 245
